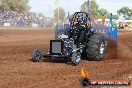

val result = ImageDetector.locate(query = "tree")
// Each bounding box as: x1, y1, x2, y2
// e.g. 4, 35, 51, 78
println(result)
54, 7, 66, 21
81, 0, 100, 19
117, 7, 132, 20
0, 0, 31, 13
81, 1, 88, 12
90, 0, 100, 19
98, 8, 109, 18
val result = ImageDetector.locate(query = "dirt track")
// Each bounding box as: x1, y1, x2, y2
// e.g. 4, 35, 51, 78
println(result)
0, 29, 132, 88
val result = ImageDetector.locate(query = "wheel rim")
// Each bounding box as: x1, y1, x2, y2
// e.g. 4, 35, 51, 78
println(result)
100, 42, 105, 54
76, 55, 81, 63
72, 52, 81, 65
35, 53, 41, 59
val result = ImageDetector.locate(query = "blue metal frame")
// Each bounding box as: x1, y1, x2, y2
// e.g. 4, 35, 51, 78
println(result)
92, 14, 118, 44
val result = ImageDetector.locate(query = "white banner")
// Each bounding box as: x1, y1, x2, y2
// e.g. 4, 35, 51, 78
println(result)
4, 23, 11, 27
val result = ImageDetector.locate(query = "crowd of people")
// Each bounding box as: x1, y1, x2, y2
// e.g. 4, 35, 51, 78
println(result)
0, 10, 53, 28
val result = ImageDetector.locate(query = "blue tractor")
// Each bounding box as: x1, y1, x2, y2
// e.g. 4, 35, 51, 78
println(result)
32, 12, 118, 65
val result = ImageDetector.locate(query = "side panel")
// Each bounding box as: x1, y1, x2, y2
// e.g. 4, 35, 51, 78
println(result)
92, 24, 118, 42
109, 26, 118, 43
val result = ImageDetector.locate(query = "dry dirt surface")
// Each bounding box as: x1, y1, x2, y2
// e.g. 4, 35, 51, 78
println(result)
0, 29, 132, 88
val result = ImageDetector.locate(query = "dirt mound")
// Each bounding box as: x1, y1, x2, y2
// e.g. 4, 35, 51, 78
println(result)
0, 29, 132, 88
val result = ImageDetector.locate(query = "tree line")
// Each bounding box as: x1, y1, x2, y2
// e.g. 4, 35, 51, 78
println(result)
80, 0, 132, 20
0, 0, 131, 20
54, 0, 132, 20
0, 0, 30, 13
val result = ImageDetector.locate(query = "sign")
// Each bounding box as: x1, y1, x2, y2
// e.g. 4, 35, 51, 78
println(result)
4, 23, 11, 27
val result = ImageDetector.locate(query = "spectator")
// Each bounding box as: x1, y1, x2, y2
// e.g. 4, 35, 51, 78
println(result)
0, 10, 53, 28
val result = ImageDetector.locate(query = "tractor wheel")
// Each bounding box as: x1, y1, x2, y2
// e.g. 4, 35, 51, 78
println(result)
32, 49, 41, 62
71, 52, 81, 65
86, 33, 105, 61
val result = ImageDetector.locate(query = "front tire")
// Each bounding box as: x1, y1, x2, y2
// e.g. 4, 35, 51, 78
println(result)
86, 33, 106, 61
32, 49, 41, 62
71, 52, 81, 65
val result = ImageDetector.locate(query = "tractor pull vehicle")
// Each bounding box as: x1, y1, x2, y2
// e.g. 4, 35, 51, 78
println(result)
32, 12, 117, 65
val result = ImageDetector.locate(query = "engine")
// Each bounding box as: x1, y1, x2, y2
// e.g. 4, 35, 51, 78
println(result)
57, 34, 83, 58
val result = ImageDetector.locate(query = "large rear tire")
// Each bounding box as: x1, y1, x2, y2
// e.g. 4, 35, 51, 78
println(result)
86, 33, 106, 61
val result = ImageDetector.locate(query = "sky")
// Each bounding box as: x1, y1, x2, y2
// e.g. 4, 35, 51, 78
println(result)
29, 0, 132, 18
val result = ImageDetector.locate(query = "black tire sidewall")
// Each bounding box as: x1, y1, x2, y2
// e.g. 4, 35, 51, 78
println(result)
32, 50, 41, 62
86, 33, 105, 61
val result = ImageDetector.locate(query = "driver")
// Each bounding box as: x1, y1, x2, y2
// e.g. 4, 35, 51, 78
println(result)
69, 14, 87, 44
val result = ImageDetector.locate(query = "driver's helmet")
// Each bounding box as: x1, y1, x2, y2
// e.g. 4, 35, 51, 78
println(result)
77, 14, 84, 22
